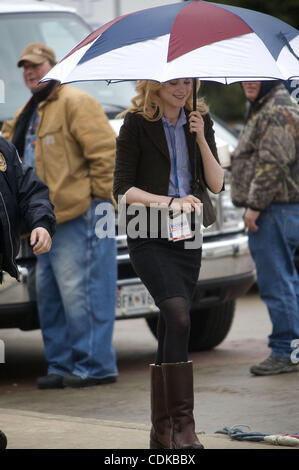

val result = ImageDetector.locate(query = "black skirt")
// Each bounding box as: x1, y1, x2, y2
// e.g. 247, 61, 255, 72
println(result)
127, 237, 202, 307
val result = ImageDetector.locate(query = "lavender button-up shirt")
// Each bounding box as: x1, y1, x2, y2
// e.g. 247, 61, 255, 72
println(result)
162, 109, 192, 197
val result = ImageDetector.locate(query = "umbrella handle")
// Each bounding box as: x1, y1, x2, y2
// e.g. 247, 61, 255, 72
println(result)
193, 77, 197, 111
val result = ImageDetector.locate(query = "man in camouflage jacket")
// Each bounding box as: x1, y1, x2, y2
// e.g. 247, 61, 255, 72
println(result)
231, 81, 299, 376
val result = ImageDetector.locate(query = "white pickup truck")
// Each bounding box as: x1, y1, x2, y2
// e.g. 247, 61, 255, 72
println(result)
0, 0, 255, 351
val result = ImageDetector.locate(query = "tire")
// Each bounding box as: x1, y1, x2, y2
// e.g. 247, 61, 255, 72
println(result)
145, 300, 235, 352
0, 430, 7, 449
188, 300, 235, 351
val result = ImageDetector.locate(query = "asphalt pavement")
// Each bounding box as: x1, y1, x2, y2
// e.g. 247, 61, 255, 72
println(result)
0, 406, 297, 450
1, 291, 299, 455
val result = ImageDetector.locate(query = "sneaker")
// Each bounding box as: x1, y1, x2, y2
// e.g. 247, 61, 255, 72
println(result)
63, 374, 117, 388
250, 356, 298, 376
37, 374, 65, 389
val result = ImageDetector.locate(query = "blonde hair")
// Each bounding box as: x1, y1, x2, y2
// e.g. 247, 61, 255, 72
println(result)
119, 79, 208, 121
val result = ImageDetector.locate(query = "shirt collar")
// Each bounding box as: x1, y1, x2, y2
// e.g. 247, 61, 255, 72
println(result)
162, 108, 187, 128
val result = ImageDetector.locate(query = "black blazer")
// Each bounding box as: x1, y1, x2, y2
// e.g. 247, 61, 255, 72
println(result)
113, 109, 220, 227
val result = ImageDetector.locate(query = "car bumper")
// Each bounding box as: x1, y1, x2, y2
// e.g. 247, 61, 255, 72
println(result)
0, 267, 38, 329
200, 233, 255, 281
0, 233, 255, 325
116, 232, 255, 317
117, 232, 255, 283
193, 233, 256, 308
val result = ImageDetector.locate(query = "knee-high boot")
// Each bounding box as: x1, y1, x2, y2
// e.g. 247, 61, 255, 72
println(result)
149, 364, 171, 449
161, 361, 204, 449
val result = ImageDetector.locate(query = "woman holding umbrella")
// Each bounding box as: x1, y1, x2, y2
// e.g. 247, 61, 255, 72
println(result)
113, 78, 224, 449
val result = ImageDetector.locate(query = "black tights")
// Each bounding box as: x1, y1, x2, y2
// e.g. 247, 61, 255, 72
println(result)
155, 296, 191, 365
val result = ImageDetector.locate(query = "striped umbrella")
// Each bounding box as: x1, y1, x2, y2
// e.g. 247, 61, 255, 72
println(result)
43, 0, 299, 86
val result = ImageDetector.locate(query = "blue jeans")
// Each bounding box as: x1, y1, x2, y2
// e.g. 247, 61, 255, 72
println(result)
36, 199, 118, 379
248, 204, 299, 358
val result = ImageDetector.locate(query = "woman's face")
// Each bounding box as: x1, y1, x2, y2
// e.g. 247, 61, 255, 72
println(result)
158, 78, 193, 113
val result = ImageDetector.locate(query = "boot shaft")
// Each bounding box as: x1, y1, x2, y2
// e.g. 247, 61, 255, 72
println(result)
161, 361, 194, 417
150, 364, 171, 449
161, 361, 204, 450
150, 364, 168, 422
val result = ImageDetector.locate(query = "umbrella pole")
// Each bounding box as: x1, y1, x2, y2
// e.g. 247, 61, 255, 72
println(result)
192, 78, 198, 187
192, 78, 197, 112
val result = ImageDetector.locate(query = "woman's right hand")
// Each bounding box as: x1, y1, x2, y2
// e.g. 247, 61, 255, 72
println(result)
170, 195, 202, 215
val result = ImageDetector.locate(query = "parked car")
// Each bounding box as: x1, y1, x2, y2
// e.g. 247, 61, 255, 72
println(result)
0, 0, 256, 351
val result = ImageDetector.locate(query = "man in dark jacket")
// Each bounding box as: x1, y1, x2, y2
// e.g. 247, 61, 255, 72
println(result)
231, 81, 299, 376
0, 136, 55, 280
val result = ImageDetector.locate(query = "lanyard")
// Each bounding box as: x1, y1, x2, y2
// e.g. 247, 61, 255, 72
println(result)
165, 123, 180, 198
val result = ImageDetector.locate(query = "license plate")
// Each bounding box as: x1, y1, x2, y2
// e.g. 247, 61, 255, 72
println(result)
116, 284, 158, 317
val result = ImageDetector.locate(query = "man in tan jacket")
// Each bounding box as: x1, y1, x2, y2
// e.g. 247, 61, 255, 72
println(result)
2, 43, 118, 389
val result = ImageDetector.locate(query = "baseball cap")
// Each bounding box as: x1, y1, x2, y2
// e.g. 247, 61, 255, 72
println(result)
17, 43, 56, 67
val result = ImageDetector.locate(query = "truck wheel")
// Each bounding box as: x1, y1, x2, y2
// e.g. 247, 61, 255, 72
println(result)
0, 430, 7, 449
188, 300, 235, 351
145, 300, 235, 352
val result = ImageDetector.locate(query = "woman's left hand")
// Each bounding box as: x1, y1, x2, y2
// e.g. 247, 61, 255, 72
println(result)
189, 111, 205, 143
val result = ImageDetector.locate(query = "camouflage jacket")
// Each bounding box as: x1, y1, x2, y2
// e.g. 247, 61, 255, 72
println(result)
231, 84, 299, 210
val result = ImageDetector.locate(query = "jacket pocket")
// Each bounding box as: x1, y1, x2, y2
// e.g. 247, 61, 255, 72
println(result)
38, 125, 72, 177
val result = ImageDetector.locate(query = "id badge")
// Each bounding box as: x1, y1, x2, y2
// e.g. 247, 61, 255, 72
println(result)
167, 211, 193, 242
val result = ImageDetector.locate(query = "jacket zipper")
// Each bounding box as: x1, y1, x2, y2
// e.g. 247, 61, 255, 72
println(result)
0, 192, 19, 278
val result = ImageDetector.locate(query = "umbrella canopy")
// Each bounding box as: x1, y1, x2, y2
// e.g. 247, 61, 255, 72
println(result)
43, 0, 299, 85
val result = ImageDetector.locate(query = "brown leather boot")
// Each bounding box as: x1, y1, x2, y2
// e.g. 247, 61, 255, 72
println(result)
162, 361, 204, 449
149, 364, 171, 449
